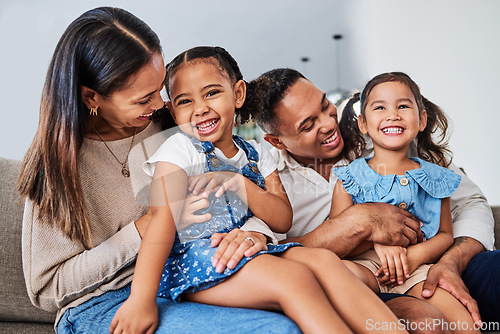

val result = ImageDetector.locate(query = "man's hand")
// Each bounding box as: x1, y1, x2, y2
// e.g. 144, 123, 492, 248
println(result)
422, 237, 484, 326
288, 202, 422, 258
359, 203, 423, 247
422, 260, 481, 325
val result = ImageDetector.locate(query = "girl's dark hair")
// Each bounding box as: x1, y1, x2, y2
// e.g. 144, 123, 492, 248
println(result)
245, 68, 305, 135
165, 46, 256, 125
338, 93, 366, 162
17, 7, 162, 248
343, 72, 452, 166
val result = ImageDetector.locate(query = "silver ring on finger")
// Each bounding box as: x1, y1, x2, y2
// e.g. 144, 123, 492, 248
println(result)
244, 237, 256, 246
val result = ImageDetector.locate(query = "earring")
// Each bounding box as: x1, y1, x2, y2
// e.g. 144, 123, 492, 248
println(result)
90, 107, 98, 116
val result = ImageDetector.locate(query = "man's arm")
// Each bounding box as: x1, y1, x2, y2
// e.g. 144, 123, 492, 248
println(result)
285, 202, 422, 258
448, 163, 494, 251
420, 163, 494, 325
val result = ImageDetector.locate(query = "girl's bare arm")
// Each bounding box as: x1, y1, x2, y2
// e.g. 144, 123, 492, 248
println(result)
406, 197, 454, 272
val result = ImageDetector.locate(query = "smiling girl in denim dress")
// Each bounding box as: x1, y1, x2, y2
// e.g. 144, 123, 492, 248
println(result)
331, 72, 479, 333
109, 47, 407, 334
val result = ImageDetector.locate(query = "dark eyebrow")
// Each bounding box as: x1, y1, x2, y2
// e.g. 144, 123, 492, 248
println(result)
172, 84, 223, 104
297, 93, 326, 130
173, 93, 188, 104
370, 98, 414, 107
370, 99, 384, 106
298, 116, 314, 131
321, 93, 327, 105
203, 83, 224, 91
138, 90, 156, 100
398, 98, 414, 104
138, 73, 167, 101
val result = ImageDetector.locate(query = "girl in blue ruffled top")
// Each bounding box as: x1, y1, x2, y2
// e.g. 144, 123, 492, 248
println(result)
110, 47, 406, 334
331, 72, 480, 332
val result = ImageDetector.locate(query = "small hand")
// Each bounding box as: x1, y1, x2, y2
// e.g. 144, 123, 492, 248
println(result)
109, 296, 158, 334
210, 229, 268, 273
373, 243, 409, 286
189, 171, 244, 198
422, 260, 482, 326
178, 192, 211, 230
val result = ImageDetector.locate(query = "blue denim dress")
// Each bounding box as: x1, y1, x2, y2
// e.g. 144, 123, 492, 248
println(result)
333, 157, 461, 240
158, 134, 299, 301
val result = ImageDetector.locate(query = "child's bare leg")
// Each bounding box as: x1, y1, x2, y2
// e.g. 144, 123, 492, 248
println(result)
342, 259, 380, 292
282, 247, 408, 334
407, 282, 480, 334
184, 254, 352, 334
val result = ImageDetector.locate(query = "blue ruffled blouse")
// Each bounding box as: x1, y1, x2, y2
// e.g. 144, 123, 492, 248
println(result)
333, 157, 461, 240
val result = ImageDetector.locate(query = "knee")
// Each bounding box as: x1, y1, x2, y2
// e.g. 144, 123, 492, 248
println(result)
267, 259, 318, 293
304, 248, 344, 273
386, 297, 448, 334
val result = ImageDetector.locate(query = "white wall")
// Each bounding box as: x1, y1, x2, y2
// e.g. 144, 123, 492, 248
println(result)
344, 0, 500, 206
1, 0, 499, 205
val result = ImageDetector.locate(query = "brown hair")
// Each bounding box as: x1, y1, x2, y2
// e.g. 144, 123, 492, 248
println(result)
343, 72, 452, 166
164, 46, 255, 126
17, 7, 162, 248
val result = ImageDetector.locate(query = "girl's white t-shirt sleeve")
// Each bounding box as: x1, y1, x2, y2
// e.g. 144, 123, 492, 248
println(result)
143, 133, 198, 177
250, 140, 277, 179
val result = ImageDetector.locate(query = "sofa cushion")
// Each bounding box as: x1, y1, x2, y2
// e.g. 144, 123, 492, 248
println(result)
492, 206, 500, 250
0, 157, 56, 324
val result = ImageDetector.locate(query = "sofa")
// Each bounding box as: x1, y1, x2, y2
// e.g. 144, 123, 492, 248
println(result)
1, 156, 499, 333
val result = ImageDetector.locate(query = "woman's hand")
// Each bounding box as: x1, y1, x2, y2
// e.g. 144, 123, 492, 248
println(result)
373, 243, 410, 286
189, 171, 245, 198
210, 229, 268, 273
110, 296, 158, 334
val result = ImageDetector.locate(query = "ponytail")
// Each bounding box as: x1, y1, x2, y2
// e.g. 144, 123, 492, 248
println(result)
236, 79, 259, 126
338, 93, 366, 162
416, 97, 452, 167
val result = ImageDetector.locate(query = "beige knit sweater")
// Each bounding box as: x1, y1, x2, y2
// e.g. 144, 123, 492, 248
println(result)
21, 122, 274, 326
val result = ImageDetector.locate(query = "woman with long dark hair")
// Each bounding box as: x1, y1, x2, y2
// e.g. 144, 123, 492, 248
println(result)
18, 8, 298, 333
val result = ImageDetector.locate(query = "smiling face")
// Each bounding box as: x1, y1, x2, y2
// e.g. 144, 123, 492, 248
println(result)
266, 78, 344, 166
167, 60, 245, 151
359, 81, 427, 154
91, 53, 166, 132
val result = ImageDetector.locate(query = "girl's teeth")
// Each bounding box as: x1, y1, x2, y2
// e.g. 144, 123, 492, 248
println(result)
382, 127, 403, 134
197, 119, 218, 130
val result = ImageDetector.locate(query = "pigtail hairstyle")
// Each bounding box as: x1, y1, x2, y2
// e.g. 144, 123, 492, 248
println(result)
359, 72, 452, 167
339, 92, 366, 162
246, 68, 305, 135
17, 7, 162, 248
416, 97, 452, 167
164, 46, 252, 123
